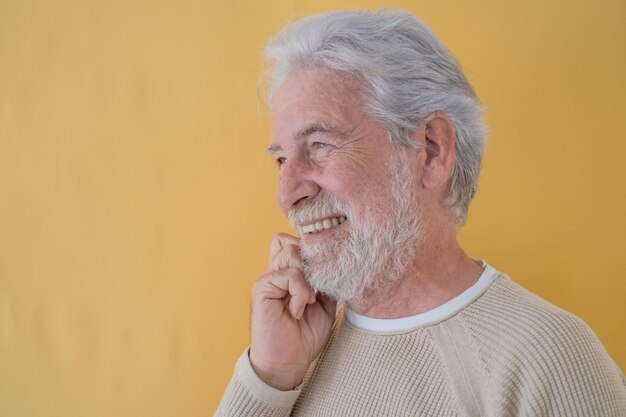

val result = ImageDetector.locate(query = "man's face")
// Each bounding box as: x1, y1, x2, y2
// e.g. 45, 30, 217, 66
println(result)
269, 69, 423, 302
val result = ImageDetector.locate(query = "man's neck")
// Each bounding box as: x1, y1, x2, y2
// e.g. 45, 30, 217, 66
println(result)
348, 238, 483, 319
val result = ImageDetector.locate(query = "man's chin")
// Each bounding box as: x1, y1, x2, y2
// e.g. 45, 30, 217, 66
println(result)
302, 264, 368, 304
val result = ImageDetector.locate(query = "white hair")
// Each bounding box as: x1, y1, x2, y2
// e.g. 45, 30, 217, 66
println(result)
264, 9, 486, 225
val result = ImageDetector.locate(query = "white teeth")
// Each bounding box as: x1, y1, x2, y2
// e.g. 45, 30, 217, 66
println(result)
301, 216, 347, 235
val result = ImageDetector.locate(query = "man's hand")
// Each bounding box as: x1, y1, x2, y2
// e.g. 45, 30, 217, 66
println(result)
249, 233, 337, 391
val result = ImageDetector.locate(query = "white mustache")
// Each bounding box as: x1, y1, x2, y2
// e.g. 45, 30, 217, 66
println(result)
288, 193, 351, 229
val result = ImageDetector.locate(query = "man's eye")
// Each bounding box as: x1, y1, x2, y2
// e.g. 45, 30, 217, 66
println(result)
313, 142, 328, 149
276, 156, 287, 166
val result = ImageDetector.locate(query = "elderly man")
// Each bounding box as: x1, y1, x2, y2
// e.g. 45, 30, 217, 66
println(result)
216, 9, 626, 416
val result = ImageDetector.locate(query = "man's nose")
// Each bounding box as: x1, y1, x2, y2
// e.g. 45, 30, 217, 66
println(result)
277, 156, 320, 215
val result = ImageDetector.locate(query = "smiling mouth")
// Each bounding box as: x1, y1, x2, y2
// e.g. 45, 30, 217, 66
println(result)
300, 215, 347, 235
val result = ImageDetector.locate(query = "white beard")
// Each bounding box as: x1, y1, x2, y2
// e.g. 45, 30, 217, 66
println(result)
288, 149, 423, 303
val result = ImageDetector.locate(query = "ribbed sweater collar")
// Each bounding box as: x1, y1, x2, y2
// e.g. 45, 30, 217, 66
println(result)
345, 261, 498, 333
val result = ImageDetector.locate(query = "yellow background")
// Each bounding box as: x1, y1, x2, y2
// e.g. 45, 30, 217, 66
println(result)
1, 0, 624, 415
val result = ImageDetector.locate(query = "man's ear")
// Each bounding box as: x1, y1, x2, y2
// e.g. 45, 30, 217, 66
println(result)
421, 112, 456, 190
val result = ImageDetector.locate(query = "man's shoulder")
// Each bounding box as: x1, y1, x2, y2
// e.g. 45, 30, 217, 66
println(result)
461, 271, 611, 358
465, 271, 594, 341
456, 271, 626, 415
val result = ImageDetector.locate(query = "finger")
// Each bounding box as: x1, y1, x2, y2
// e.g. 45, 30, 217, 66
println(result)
253, 268, 301, 300
267, 242, 302, 273
267, 232, 300, 263
267, 271, 315, 320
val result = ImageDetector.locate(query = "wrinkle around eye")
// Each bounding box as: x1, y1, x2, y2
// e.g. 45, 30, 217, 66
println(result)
334, 148, 369, 169
307, 143, 333, 165
321, 137, 370, 169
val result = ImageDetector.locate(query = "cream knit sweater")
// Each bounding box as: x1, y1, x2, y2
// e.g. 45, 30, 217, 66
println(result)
216, 270, 626, 416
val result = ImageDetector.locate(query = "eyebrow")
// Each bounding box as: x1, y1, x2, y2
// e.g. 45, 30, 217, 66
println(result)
266, 122, 345, 156
300, 122, 332, 137
266, 143, 282, 156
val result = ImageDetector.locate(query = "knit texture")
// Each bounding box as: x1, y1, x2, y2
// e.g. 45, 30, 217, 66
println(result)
215, 273, 626, 416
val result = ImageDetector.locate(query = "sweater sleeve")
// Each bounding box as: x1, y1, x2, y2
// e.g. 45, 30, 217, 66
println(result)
460, 277, 626, 417
214, 350, 300, 417
486, 308, 626, 417
524, 315, 626, 417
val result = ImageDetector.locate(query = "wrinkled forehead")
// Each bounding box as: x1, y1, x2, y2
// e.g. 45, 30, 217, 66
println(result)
270, 69, 367, 140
